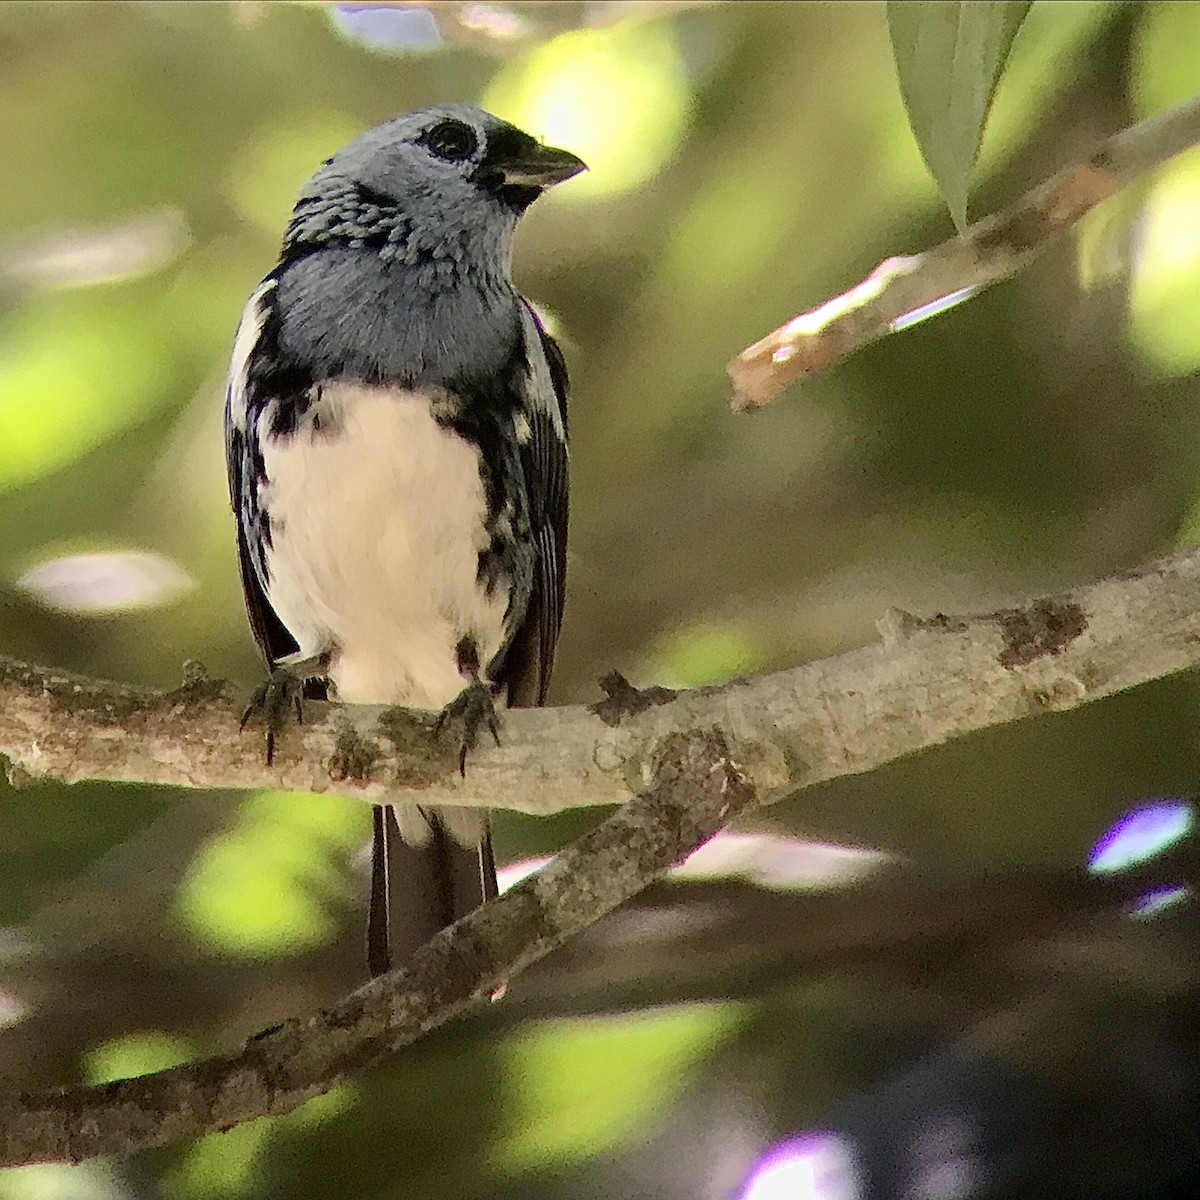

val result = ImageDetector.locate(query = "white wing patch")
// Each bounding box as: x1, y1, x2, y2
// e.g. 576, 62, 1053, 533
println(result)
226, 279, 275, 431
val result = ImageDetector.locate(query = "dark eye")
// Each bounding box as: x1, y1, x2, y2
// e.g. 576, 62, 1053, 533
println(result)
422, 120, 478, 162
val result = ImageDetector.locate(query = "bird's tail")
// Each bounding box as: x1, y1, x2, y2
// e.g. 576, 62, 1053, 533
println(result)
367, 803, 497, 977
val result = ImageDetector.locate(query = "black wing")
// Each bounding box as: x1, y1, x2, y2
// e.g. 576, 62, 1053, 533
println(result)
224, 280, 300, 672
499, 302, 570, 708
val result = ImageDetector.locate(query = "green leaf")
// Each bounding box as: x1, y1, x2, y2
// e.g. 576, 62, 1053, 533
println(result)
888, 0, 1034, 231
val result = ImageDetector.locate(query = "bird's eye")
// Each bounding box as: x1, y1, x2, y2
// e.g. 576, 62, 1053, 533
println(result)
422, 120, 478, 163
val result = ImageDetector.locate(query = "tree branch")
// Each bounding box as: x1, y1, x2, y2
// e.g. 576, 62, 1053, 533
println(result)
728, 92, 1200, 410
0, 729, 754, 1167
6, 546, 1200, 815
4, 544, 1200, 1160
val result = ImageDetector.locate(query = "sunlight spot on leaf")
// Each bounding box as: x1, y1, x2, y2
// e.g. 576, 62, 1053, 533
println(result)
645, 623, 767, 689
1123, 1, 1200, 379
1128, 149, 1200, 378
177, 791, 367, 958
482, 20, 691, 201
0, 300, 171, 493
284, 1083, 360, 1130
0, 1163, 126, 1200
492, 1005, 740, 1173
81, 1031, 195, 1084
163, 1118, 273, 1200
161, 1085, 360, 1200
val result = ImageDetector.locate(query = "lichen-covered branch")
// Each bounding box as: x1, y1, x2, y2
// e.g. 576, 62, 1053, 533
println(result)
728, 93, 1200, 410
0, 729, 754, 1167
5, 546, 1200, 817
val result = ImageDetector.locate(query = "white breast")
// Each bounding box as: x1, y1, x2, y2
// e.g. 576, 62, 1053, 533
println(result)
257, 383, 508, 709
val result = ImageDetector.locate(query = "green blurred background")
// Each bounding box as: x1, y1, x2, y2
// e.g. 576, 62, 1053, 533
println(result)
0, 2, 1198, 1197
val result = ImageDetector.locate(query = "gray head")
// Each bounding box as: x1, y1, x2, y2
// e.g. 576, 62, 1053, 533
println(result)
282, 104, 586, 270
268, 106, 583, 384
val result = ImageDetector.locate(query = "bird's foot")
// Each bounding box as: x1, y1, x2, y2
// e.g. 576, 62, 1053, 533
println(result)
434, 679, 501, 776
241, 667, 305, 766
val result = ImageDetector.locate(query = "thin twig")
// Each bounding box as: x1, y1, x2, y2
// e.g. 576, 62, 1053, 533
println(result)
728, 93, 1200, 410
0, 729, 754, 1167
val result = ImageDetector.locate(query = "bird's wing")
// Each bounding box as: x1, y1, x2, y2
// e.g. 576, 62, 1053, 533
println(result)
225, 279, 300, 671
500, 301, 570, 707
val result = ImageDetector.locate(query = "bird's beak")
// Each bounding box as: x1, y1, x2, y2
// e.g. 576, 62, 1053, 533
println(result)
497, 144, 587, 189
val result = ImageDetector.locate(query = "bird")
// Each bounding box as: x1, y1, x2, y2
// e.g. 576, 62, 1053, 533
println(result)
223, 104, 583, 977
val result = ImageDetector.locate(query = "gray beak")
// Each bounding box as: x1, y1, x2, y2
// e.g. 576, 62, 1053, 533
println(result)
497, 145, 587, 189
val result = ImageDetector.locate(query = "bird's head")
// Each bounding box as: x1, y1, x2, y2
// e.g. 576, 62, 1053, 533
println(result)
282, 105, 586, 262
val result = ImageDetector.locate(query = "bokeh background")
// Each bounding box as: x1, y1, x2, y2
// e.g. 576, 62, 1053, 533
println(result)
0, 2, 1199, 1197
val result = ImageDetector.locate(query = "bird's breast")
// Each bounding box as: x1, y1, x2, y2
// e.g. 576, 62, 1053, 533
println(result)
256, 382, 511, 708
273, 249, 520, 385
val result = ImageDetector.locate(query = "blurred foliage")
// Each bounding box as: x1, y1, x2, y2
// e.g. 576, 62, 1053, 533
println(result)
176, 791, 367, 958
162, 1088, 357, 1200
81, 1030, 196, 1085
1124, 1, 1200, 378
491, 1005, 739, 1172
0, 2, 1198, 1197
482, 20, 691, 201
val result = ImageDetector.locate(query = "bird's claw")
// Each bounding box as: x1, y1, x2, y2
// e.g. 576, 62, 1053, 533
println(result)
434, 679, 501, 776
241, 668, 305, 765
